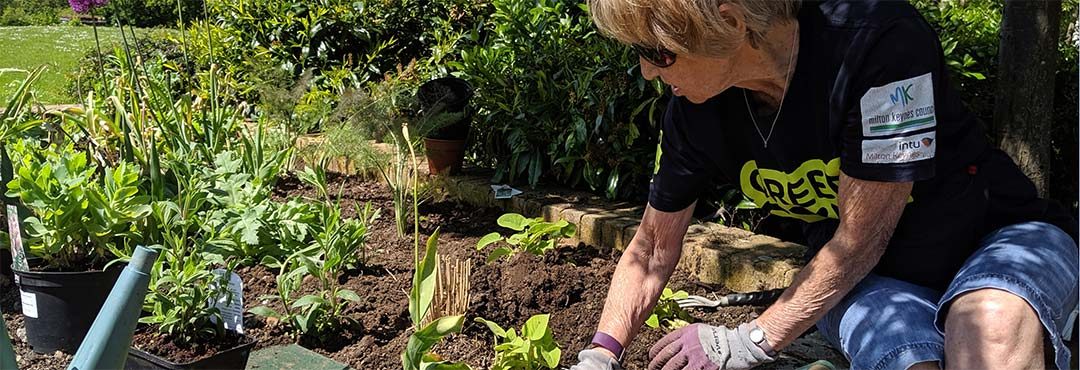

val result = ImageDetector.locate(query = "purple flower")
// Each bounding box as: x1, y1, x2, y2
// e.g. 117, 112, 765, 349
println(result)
69, 0, 109, 14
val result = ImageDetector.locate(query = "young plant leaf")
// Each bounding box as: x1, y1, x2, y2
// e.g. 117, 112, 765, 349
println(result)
524, 314, 550, 341
292, 294, 328, 309
476, 232, 503, 250
336, 289, 362, 302
540, 347, 561, 369
248, 306, 281, 319
486, 246, 514, 263
410, 230, 441, 327
403, 315, 466, 370
474, 317, 507, 337
496, 213, 529, 231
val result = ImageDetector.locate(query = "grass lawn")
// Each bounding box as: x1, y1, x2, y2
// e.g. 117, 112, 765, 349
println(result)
0, 25, 153, 104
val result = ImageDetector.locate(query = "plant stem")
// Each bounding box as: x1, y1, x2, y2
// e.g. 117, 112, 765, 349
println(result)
175, 0, 192, 90
90, 10, 107, 89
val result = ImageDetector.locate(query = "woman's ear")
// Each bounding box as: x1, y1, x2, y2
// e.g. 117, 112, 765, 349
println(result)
717, 3, 756, 49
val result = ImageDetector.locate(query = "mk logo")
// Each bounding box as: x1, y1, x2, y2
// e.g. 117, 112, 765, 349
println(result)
890, 84, 915, 106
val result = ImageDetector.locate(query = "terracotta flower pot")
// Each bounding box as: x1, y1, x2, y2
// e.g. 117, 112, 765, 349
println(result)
424, 138, 467, 175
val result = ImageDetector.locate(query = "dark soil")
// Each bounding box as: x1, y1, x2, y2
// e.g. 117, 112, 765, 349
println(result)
130, 327, 250, 364
2, 174, 837, 369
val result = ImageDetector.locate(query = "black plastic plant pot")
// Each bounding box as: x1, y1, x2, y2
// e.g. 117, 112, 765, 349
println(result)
13, 265, 123, 353
125, 337, 257, 370
418, 77, 474, 141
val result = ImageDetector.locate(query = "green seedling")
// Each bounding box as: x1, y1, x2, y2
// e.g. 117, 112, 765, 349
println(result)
476, 213, 575, 262
646, 287, 693, 330
475, 314, 562, 370
400, 123, 469, 370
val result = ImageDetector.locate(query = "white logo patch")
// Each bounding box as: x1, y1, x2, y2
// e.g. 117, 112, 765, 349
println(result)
862, 133, 936, 164
860, 72, 936, 137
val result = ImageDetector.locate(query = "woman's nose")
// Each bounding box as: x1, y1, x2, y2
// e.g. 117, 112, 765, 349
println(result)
639, 56, 659, 80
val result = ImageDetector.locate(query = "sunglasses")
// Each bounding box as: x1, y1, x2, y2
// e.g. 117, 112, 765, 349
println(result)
632, 44, 677, 68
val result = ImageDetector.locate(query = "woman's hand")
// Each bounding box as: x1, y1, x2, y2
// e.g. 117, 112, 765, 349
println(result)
649, 322, 774, 370
570, 348, 623, 370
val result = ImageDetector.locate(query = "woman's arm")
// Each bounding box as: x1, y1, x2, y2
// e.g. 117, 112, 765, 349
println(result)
593, 202, 698, 357
756, 172, 913, 349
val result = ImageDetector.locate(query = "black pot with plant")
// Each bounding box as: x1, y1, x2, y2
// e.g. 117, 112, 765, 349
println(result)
126, 335, 256, 370
416, 77, 474, 175
3, 143, 150, 354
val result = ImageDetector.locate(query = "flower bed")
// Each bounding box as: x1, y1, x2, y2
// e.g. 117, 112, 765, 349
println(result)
2, 173, 847, 369
0, 173, 851, 369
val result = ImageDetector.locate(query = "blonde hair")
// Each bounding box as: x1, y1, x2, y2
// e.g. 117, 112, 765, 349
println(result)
589, 0, 801, 57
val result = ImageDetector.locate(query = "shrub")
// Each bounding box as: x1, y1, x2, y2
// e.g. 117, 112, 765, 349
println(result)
189, 0, 487, 106
454, 0, 665, 199
102, 0, 203, 28
0, 0, 67, 26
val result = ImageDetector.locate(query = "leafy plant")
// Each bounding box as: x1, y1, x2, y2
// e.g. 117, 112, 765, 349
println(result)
645, 287, 692, 330
5, 142, 150, 270
249, 166, 378, 338
699, 184, 768, 232
248, 209, 375, 337
140, 197, 234, 343
476, 213, 575, 262
455, 0, 665, 199
402, 125, 468, 370
474, 314, 562, 370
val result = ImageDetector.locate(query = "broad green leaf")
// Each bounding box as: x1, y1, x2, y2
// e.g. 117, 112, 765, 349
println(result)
404, 315, 465, 369
476, 232, 503, 250
540, 347, 561, 368
524, 314, 550, 341
528, 222, 563, 236
248, 306, 280, 319
296, 314, 310, 333
410, 230, 441, 327
486, 247, 514, 263
336, 289, 362, 302
506, 233, 525, 246
420, 361, 470, 370
291, 294, 327, 309
474, 317, 507, 337
645, 314, 660, 328
561, 223, 576, 237
496, 213, 529, 231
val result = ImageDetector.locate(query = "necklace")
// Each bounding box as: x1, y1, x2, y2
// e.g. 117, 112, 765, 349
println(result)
743, 24, 799, 149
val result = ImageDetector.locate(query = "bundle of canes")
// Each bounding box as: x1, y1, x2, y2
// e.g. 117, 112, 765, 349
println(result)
422, 256, 471, 328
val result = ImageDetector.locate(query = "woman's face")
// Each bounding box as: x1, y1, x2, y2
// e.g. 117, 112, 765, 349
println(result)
639, 47, 751, 104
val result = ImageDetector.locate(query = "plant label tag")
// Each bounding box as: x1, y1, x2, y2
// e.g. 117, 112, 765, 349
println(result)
491, 184, 522, 199
209, 269, 244, 334
20, 290, 37, 318
6, 204, 28, 272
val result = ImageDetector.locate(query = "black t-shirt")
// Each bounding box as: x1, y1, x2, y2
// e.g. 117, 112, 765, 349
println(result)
649, 0, 1078, 290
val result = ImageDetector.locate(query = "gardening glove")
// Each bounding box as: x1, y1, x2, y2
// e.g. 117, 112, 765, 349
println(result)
569, 348, 623, 370
648, 322, 775, 370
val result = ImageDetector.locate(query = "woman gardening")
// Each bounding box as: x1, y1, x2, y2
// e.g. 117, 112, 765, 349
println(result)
571, 1, 1079, 369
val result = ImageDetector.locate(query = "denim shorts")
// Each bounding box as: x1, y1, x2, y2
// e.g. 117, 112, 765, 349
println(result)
816, 221, 1079, 370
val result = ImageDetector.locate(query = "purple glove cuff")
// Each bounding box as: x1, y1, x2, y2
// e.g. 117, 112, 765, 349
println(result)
591, 332, 624, 360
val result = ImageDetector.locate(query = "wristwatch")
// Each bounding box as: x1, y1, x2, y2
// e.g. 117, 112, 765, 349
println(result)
747, 321, 777, 357
590, 332, 624, 361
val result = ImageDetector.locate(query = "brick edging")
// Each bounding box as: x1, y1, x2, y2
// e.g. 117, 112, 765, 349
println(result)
433, 171, 808, 293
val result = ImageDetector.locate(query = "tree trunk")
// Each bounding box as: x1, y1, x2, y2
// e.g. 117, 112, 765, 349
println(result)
993, 0, 1062, 197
